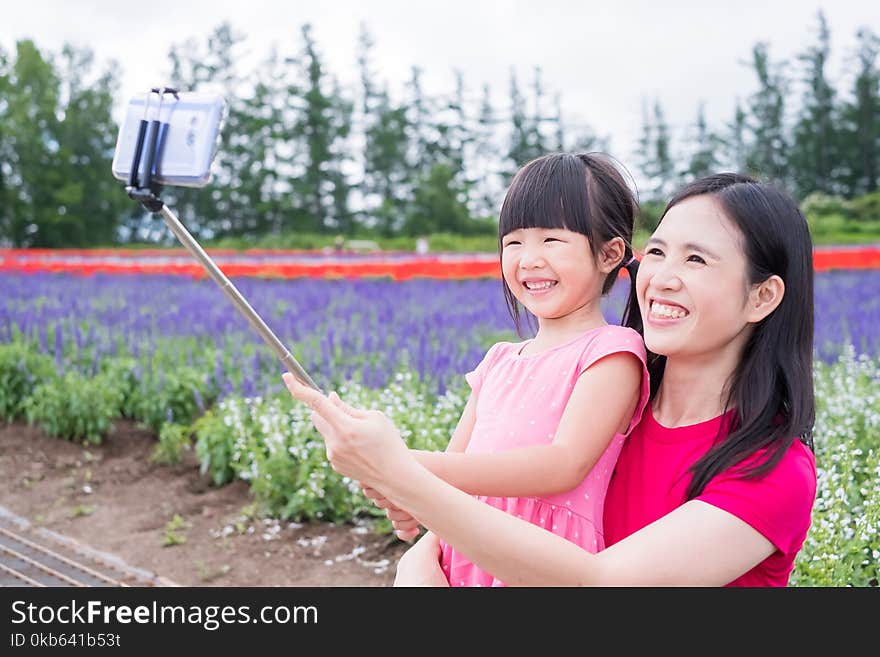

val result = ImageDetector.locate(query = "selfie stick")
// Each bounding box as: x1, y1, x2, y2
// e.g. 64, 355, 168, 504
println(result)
124, 87, 322, 393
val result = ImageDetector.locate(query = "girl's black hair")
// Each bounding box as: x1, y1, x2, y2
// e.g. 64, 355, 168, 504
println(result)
650, 173, 816, 500
498, 152, 642, 338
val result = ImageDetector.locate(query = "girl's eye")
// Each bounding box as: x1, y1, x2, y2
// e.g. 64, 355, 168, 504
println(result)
645, 247, 664, 256
544, 237, 560, 243
687, 254, 706, 264
504, 240, 520, 247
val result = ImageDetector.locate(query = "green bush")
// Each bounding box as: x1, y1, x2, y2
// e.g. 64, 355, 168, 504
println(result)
0, 342, 57, 422
100, 356, 140, 417
127, 363, 215, 432
192, 406, 240, 486
801, 192, 854, 221
850, 190, 880, 223
24, 371, 123, 445
791, 348, 880, 587
194, 371, 465, 526
151, 422, 193, 465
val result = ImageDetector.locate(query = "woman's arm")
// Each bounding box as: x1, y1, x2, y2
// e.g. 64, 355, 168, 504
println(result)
391, 462, 776, 586
412, 353, 642, 498
374, 389, 479, 539
282, 373, 776, 586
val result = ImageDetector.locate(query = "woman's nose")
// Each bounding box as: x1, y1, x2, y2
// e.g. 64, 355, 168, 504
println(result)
649, 261, 683, 290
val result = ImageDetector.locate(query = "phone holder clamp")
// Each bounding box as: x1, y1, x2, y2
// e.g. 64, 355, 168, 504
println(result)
123, 87, 180, 213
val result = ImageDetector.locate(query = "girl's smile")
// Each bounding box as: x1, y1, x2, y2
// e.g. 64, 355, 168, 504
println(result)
520, 277, 559, 295
502, 227, 614, 326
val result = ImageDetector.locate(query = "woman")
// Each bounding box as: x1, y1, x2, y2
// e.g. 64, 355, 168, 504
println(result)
283, 172, 817, 586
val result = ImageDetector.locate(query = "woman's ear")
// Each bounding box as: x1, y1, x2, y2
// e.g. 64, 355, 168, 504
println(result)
598, 237, 626, 274
746, 274, 785, 323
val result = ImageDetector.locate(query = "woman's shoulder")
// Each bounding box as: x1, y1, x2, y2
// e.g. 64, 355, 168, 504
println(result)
768, 439, 817, 493
700, 438, 817, 554
713, 438, 817, 506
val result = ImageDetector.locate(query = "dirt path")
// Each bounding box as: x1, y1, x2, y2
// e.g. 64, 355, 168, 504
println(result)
0, 420, 408, 586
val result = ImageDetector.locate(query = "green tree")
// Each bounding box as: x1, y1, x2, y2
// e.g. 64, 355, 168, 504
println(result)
636, 99, 676, 200
469, 83, 502, 219
0, 40, 61, 246
506, 69, 532, 173
0, 40, 123, 247
746, 42, 789, 184
0, 45, 11, 244
840, 27, 880, 196
162, 22, 265, 241
403, 162, 471, 236
363, 87, 411, 236
49, 45, 128, 247
790, 11, 838, 197
722, 97, 749, 173
232, 46, 292, 238
684, 103, 720, 182
287, 24, 353, 234
406, 66, 431, 175
355, 25, 412, 235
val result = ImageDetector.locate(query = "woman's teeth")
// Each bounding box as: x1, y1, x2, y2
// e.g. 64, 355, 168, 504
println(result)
651, 302, 689, 319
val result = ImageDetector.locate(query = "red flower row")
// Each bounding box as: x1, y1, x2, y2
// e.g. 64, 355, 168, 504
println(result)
1, 247, 877, 280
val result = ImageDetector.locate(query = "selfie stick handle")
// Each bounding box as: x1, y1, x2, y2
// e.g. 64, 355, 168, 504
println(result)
155, 204, 322, 393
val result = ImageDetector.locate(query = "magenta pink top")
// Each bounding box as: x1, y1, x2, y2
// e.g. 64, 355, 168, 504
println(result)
440, 325, 650, 587
603, 405, 817, 586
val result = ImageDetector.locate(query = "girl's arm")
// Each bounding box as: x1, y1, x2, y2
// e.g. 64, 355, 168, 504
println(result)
443, 390, 478, 453
281, 372, 775, 586
412, 352, 642, 498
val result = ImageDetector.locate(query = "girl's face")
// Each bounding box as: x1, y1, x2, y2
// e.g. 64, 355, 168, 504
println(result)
636, 195, 755, 359
501, 227, 613, 321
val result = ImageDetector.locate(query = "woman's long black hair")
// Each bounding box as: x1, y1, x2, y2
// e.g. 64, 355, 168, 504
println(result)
650, 173, 816, 499
497, 152, 642, 338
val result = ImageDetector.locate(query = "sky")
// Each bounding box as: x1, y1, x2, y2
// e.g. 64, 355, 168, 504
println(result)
2, 0, 877, 163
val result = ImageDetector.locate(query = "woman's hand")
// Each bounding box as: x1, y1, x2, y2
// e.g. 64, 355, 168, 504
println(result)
393, 532, 448, 587
281, 373, 417, 493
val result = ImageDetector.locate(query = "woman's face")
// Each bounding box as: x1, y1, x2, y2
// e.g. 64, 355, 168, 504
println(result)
636, 194, 755, 360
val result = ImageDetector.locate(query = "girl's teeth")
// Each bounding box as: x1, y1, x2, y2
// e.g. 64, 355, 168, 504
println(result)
651, 303, 688, 319
525, 281, 556, 290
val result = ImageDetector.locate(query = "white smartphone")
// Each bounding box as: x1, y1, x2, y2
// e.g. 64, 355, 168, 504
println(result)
111, 93, 225, 188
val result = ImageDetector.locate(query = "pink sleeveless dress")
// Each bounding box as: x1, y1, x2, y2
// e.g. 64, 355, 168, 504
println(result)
439, 325, 650, 587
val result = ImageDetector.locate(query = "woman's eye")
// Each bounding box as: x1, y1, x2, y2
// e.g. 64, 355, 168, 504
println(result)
687, 254, 706, 264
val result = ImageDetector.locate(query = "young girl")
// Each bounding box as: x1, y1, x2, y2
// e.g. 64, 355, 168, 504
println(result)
284, 172, 817, 587
303, 151, 650, 587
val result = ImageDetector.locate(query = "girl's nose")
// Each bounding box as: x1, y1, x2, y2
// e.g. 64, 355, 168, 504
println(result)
519, 245, 547, 269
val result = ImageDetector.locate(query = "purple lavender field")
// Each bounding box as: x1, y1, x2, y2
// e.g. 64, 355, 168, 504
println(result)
1, 269, 878, 399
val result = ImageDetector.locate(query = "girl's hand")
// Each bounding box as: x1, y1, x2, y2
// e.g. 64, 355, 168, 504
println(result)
393, 532, 448, 587
362, 485, 421, 541
281, 373, 416, 492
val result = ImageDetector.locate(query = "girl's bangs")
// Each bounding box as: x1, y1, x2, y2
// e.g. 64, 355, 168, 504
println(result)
498, 157, 591, 236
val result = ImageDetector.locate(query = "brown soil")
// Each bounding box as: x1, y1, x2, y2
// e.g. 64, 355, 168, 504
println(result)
0, 420, 409, 586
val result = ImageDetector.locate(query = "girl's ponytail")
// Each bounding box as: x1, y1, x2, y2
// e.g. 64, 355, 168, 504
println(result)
619, 253, 642, 335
